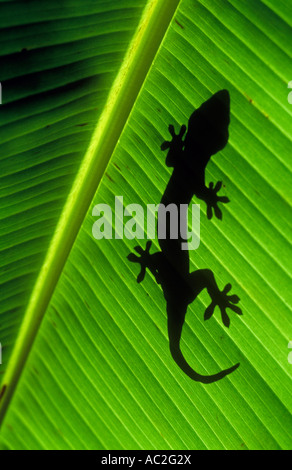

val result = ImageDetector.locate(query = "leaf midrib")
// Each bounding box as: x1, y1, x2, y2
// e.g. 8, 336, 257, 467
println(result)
0, 0, 181, 425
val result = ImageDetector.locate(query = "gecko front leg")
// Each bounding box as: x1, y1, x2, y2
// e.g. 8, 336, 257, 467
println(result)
205, 181, 230, 220
127, 241, 163, 285
161, 124, 186, 167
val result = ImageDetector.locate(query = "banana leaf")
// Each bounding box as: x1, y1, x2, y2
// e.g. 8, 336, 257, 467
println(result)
0, 0, 291, 450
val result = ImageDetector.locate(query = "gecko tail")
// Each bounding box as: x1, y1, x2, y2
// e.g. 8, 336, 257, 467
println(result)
169, 342, 240, 384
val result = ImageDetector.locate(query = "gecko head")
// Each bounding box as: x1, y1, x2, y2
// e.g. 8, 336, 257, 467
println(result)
188, 89, 230, 157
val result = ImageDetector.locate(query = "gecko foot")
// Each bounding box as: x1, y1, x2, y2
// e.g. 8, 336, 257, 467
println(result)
161, 124, 186, 167
204, 283, 242, 328
127, 241, 152, 283
206, 181, 230, 220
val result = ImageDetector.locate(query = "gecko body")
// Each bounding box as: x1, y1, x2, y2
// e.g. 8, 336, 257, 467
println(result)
128, 90, 242, 384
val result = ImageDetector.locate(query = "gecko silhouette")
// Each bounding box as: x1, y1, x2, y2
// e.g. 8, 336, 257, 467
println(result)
128, 90, 242, 384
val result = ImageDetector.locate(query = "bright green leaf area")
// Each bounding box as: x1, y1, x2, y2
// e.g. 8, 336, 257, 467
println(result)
0, 0, 292, 450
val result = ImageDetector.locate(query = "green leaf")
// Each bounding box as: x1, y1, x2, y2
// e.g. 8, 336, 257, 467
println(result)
0, 0, 180, 421
0, 0, 148, 373
0, 0, 292, 450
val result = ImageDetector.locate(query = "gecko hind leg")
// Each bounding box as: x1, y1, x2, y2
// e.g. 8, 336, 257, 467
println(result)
188, 269, 242, 328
